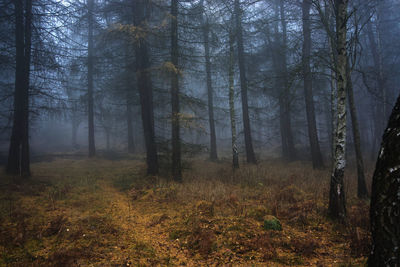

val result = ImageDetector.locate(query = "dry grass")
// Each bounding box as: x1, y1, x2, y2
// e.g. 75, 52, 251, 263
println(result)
0, 157, 370, 266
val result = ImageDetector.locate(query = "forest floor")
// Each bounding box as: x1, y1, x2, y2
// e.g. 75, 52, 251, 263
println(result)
0, 155, 372, 266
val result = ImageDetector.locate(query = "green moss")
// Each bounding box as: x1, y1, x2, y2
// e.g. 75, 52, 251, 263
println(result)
263, 215, 282, 231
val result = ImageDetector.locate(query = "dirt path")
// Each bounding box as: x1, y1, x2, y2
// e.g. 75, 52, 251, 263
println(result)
96, 181, 199, 266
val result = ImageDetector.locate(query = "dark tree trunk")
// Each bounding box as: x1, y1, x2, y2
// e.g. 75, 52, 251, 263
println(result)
201, 0, 217, 161
126, 97, 135, 154
328, 0, 348, 221
170, 0, 182, 181
278, 0, 296, 161
267, 9, 289, 160
125, 44, 135, 154
368, 93, 400, 266
7, 0, 32, 177
229, 29, 239, 169
302, 0, 323, 169
367, 21, 387, 157
87, 0, 96, 157
271, 0, 296, 161
72, 117, 79, 148
105, 129, 110, 151
234, 0, 256, 164
346, 62, 368, 199
133, 0, 158, 175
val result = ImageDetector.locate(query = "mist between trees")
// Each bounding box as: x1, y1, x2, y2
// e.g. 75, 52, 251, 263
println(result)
0, 0, 400, 265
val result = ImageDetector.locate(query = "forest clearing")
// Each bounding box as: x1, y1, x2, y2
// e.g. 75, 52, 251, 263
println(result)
1, 0, 400, 265
0, 156, 371, 266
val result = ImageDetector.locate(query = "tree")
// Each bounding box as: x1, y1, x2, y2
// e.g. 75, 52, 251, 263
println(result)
346, 61, 368, 198
328, 0, 348, 220
171, 0, 182, 182
369, 93, 400, 266
229, 27, 239, 169
87, 0, 96, 157
301, 0, 323, 169
133, 0, 159, 175
271, 0, 296, 162
125, 44, 135, 154
234, 0, 256, 164
201, 0, 218, 161
7, 0, 33, 177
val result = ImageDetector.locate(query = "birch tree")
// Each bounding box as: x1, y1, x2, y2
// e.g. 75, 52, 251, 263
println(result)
328, 0, 348, 220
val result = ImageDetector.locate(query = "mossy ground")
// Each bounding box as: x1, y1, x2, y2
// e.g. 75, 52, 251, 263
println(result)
0, 157, 370, 266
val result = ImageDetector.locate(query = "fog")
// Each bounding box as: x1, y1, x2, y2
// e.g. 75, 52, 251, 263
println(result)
0, 0, 399, 265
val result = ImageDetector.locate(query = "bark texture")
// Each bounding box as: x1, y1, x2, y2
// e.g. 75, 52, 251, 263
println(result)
229, 29, 239, 169
368, 93, 400, 266
328, 0, 348, 220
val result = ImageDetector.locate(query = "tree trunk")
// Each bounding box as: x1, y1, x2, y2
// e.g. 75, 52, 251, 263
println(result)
279, 0, 296, 161
133, 0, 159, 175
126, 98, 135, 154
105, 129, 110, 151
327, 3, 337, 166
201, 0, 217, 161
234, 0, 256, 164
272, 0, 296, 161
229, 29, 239, 169
328, 0, 348, 220
301, 0, 323, 169
170, 0, 182, 181
72, 117, 79, 149
346, 62, 368, 198
367, 21, 387, 155
368, 93, 400, 266
125, 43, 135, 154
87, 0, 96, 157
7, 0, 32, 177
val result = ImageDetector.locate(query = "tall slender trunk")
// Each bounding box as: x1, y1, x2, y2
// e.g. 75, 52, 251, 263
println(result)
330, 53, 337, 165
201, 0, 217, 161
87, 0, 96, 157
105, 128, 110, 151
328, 0, 348, 220
279, 0, 296, 161
346, 61, 368, 198
229, 29, 239, 169
234, 0, 256, 164
302, 0, 323, 169
170, 0, 182, 181
272, 0, 295, 161
126, 98, 135, 153
133, 0, 158, 175
367, 21, 386, 154
72, 116, 79, 148
7, 0, 32, 177
368, 93, 400, 266
125, 44, 135, 154
268, 9, 288, 159
326, 2, 337, 166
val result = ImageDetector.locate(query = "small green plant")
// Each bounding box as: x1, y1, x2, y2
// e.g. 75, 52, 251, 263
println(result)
263, 215, 282, 231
